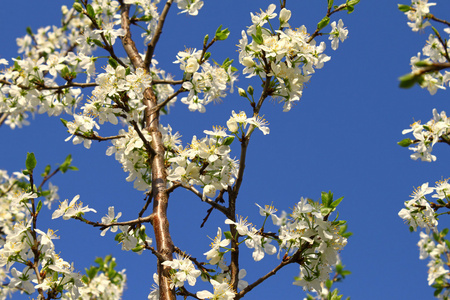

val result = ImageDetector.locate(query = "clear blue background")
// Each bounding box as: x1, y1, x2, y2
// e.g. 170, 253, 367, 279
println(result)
1, 0, 450, 299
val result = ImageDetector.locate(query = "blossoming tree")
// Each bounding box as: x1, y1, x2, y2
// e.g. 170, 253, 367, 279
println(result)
0, 0, 358, 299
398, 0, 450, 298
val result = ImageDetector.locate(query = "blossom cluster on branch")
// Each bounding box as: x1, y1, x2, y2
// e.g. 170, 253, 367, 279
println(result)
398, 1, 450, 298
0, 0, 359, 299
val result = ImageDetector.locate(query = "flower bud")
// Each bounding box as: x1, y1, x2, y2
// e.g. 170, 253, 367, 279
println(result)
227, 117, 238, 133
279, 8, 291, 23
203, 184, 217, 198
247, 85, 254, 96
238, 87, 247, 97
242, 57, 255, 68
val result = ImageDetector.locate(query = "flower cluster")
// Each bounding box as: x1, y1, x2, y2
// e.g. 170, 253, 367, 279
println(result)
174, 48, 237, 113
52, 194, 97, 220
417, 231, 450, 288
161, 253, 201, 289
403, 0, 436, 32
106, 124, 181, 191
400, 1, 450, 95
203, 196, 348, 294
238, 4, 347, 112
0, 194, 84, 298
0, 2, 105, 130
166, 126, 238, 198
106, 126, 154, 191
399, 180, 448, 233
401, 109, 450, 162
408, 37, 450, 95
226, 110, 270, 135
62, 255, 126, 300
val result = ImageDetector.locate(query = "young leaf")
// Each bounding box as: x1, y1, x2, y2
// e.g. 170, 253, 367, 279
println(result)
317, 16, 330, 30
327, 0, 334, 9
397, 4, 411, 12
215, 25, 230, 41
26, 152, 37, 172
331, 196, 344, 208
86, 4, 95, 19
399, 73, 420, 89
108, 58, 118, 69
36, 200, 43, 214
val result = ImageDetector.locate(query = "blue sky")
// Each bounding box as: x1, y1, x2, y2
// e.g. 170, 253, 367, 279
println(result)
2, 0, 450, 299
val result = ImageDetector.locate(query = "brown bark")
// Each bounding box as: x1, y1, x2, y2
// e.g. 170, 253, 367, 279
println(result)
120, 2, 175, 299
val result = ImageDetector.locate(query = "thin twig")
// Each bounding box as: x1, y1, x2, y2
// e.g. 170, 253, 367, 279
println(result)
144, 0, 175, 69
181, 184, 228, 215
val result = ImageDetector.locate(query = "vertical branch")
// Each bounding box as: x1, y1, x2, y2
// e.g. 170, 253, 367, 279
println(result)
120, 2, 175, 299
144, 0, 175, 69
120, 2, 147, 71
228, 76, 272, 290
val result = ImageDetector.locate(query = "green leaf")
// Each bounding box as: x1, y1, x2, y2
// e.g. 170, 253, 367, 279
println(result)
414, 60, 432, 67
346, 0, 360, 13
60, 118, 68, 127
86, 4, 95, 19
321, 191, 333, 206
224, 231, 232, 240
341, 270, 352, 276
441, 228, 449, 237
321, 207, 333, 216
204, 34, 209, 45
445, 239, 450, 249
432, 26, 440, 37
60, 66, 70, 79
41, 165, 51, 177
222, 58, 234, 69
204, 52, 211, 60
115, 233, 123, 242
92, 39, 104, 48
317, 16, 330, 30
81, 275, 89, 284
331, 196, 344, 208
26, 27, 33, 36
342, 232, 353, 238
60, 154, 76, 173
327, 0, 334, 9
215, 25, 230, 41
223, 136, 234, 146
108, 58, 118, 69
437, 198, 446, 205
398, 73, 420, 89
252, 26, 264, 45
36, 200, 43, 214
86, 266, 99, 279
325, 279, 333, 289
26, 152, 37, 172
139, 15, 153, 22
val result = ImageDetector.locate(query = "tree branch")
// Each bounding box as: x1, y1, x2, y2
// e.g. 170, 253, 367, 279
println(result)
236, 259, 292, 299
180, 184, 228, 215
144, 0, 175, 69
